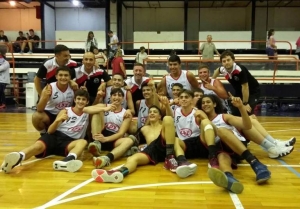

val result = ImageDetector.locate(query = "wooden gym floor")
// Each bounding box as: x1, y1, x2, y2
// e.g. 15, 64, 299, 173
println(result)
0, 112, 299, 209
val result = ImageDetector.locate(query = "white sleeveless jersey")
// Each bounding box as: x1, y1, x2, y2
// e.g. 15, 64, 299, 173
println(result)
57, 107, 89, 139
174, 107, 200, 140
137, 99, 149, 129
104, 107, 126, 133
199, 79, 231, 113
212, 114, 246, 142
165, 70, 192, 98
45, 82, 74, 114
103, 86, 128, 109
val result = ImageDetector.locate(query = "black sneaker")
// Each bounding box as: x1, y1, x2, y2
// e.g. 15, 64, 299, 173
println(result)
1, 152, 23, 173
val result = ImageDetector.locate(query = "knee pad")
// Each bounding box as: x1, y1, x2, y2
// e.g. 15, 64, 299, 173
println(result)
204, 124, 213, 131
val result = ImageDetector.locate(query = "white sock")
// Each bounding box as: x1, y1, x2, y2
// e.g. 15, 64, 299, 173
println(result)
265, 135, 275, 143
260, 139, 275, 150
19, 152, 25, 161
39, 129, 46, 134
68, 153, 77, 160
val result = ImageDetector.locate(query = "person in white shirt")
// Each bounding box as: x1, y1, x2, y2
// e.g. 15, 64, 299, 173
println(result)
108, 30, 119, 57
93, 47, 108, 69
135, 46, 148, 64
0, 46, 9, 109
85, 31, 98, 52
1, 90, 90, 174
117, 43, 125, 56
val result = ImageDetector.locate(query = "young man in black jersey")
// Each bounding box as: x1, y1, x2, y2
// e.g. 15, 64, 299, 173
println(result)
212, 50, 260, 116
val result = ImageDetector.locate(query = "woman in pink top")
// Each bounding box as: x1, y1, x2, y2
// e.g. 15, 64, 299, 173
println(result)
266, 29, 277, 70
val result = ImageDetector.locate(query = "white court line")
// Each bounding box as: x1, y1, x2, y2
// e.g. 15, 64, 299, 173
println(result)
34, 164, 125, 209
229, 193, 244, 209
39, 181, 214, 208
0, 155, 54, 173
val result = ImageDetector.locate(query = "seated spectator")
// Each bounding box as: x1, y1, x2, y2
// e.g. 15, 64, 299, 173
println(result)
111, 50, 126, 78
117, 43, 124, 56
0, 30, 9, 52
93, 47, 108, 69
13, 31, 27, 53
135, 46, 148, 64
0, 45, 9, 109
21, 29, 40, 54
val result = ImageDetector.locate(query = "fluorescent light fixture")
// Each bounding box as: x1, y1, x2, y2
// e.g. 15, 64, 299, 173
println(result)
9, 1, 16, 6
72, 0, 80, 6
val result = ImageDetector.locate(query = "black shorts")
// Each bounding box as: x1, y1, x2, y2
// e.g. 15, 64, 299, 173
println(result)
230, 91, 260, 116
183, 136, 209, 159
141, 135, 166, 165
44, 110, 57, 125
35, 131, 75, 158
100, 129, 117, 151
135, 127, 146, 145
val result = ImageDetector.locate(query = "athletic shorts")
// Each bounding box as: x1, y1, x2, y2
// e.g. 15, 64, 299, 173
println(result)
100, 129, 117, 151
183, 136, 209, 159
35, 131, 75, 158
141, 134, 166, 165
44, 110, 57, 125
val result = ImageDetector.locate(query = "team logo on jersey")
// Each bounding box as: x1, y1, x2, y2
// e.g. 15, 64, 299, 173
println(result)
56, 101, 71, 109
140, 117, 147, 124
68, 125, 84, 132
179, 128, 192, 137
106, 122, 120, 132
94, 78, 100, 83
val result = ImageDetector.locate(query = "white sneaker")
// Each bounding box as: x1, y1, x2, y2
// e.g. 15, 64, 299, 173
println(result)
1, 152, 22, 174
53, 160, 83, 172
268, 146, 294, 159
176, 162, 197, 178
274, 137, 296, 147
91, 169, 123, 183
88, 141, 102, 157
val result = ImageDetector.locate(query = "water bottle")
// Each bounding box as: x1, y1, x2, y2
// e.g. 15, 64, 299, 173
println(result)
261, 100, 267, 114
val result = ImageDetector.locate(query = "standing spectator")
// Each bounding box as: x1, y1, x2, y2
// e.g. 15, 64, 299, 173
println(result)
212, 50, 260, 117
108, 30, 119, 58
200, 35, 220, 73
296, 36, 300, 60
135, 46, 148, 64
93, 47, 108, 69
85, 31, 98, 52
111, 49, 126, 78
0, 45, 9, 109
13, 31, 27, 53
266, 29, 277, 70
21, 29, 40, 54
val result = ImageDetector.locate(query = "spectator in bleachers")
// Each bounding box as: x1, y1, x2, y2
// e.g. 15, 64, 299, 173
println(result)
13, 31, 27, 53
21, 29, 40, 54
212, 50, 260, 117
93, 47, 108, 69
200, 35, 220, 73
111, 49, 126, 78
296, 36, 300, 60
117, 43, 125, 56
85, 31, 98, 52
266, 29, 277, 70
135, 46, 148, 64
108, 31, 119, 58
0, 30, 9, 43
0, 45, 9, 109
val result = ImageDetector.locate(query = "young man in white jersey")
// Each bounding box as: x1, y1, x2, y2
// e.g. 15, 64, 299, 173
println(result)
84, 88, 135, 168
90, 106, 197, 183
32, 66, 74, 135
197, 94, 295, 192
198, 65, 230, 113
192, 88, 204, 108
96, 73, 135, 115
159, 55, 199, 99
1, 90, 90, 173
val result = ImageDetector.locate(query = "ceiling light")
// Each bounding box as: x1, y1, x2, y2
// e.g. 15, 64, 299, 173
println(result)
9, 1, 16, 6
72, 0, 80, 6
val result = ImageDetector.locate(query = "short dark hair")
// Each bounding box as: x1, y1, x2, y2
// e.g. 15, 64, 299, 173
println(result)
54, 44, 69, 55
193, 88, 204, 95
29, 29, 34, 32
198, 64, 210, 71
112, 73, 125, 80
168, 55, 181, 64
75, 89, 90, 101
197, 94, 224, 114
141, 80, 151, 90
172, 83, 183, 89
178, 89, 194, 98
0, 45, 7, 56
134, 63, 144, 69
149, 105, 162, 116
220, 50, 235, 62
56, 66, 71, 75
108, 30, 113, 34
110, 88, 124, 97
18, 31, 23, 34
140, 46, 145, 50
